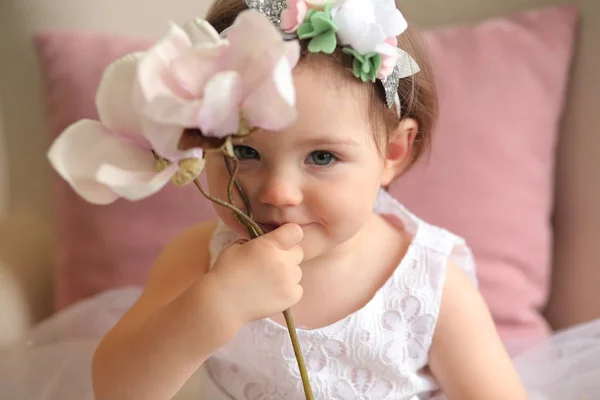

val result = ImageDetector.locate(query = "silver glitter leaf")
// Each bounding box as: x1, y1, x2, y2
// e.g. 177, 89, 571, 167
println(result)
382, 50, 420, 109
245, 0, 287, 25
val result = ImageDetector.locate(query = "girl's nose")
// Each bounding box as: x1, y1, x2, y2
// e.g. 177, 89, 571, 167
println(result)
258, 171, 303, 208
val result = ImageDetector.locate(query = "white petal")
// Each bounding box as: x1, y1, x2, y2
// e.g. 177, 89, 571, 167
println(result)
197, 71, 243, 138
354, 23, 386, 55
96, 52, 146, 138
374, 0, 407, 37
333, 0, 373, 48
47, 120, 165, 204
97, 163, 177, 201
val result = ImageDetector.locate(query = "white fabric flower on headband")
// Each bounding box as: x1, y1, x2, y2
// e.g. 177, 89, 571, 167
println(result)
332, 0, 407, 55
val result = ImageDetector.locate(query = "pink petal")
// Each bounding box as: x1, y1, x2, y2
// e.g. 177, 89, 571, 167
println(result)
47, 120, 167, 204
135, 23, 194, 113
95, 52, 146, 142
242, 56, 297, 131
375, 42, 399, 58
377, 55, 398, 79
376, 41, 401, 79
225, 11, 289, 94
280, 0, 307, 33
284, 41, 301, 69
377, 65, 394, 79
133, 79, 200, 127
385, 36, 398, 47
197, 71, 242, 138
280, 9, 299, 32
97, 162, 177, 201
169, 46, 226, 98
137, 114, 200, 160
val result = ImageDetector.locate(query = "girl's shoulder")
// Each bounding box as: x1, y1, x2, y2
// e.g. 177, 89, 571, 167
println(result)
144, 219, 219, 298
159, 219, 220, 270
107, 219, 220, 329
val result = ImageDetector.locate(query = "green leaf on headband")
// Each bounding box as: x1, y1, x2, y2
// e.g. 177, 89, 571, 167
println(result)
307, 30, 337, 54
343, 48, 382, 82
297, 3, 338, 54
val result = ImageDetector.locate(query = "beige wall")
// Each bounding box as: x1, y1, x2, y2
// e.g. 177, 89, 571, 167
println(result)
0, 108, 8, 221
0, 0, 598, 329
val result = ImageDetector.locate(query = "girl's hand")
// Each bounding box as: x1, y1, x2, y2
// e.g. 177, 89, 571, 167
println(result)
209, 223, 304, 324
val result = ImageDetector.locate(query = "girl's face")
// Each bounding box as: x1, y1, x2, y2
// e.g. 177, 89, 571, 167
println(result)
206, 63, 412, 261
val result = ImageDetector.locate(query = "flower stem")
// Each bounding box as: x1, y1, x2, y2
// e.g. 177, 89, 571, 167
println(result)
193, 179, 263, 236
224, 157, 260, 238
194, 170, 314, 400
226, 158, 238, 206
285, 302, 314, 398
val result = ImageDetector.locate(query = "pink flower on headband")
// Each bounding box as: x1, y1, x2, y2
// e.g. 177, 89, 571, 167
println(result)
47, 54, 198, 204
377, 36, 399, 79
281, 0, 308, 33
135, 11, 300, 158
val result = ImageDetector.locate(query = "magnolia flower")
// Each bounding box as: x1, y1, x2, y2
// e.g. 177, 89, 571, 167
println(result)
48, 11, 300, 206
332, 0, 407, 55
47, 54, 203, 205
135, 11, 299, 156
280, 0, 308, 33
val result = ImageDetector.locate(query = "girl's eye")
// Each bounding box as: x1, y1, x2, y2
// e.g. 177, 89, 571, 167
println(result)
306, 151, 336, 166
233, 145, 260, 160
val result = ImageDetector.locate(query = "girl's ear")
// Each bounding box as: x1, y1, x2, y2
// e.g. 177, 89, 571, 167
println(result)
380, 118, 418, 186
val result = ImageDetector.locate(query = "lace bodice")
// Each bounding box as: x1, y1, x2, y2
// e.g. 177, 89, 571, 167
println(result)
203, 190, 477, 400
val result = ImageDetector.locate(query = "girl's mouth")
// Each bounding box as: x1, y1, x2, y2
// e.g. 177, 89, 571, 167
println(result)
256, 221, 311, 234
256, 222, 281, 233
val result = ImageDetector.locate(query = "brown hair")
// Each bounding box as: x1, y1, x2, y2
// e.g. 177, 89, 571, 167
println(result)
205, 0, 437, 170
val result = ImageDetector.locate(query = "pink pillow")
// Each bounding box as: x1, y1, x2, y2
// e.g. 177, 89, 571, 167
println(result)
33, 30, 216, 310
34, 5, 577, 345
390, 5, 578, 344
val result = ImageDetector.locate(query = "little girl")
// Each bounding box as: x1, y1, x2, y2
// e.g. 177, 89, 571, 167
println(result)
89, 0, 530, 398
2, 0, 600, 399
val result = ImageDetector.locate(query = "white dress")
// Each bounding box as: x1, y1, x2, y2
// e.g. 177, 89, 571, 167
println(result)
1, 190, 599, 400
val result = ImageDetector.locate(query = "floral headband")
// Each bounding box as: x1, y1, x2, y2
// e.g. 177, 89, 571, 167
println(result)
219, 0, 421, 116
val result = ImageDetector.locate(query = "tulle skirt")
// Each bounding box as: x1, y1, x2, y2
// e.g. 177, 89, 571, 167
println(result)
1, 287, 599, 400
